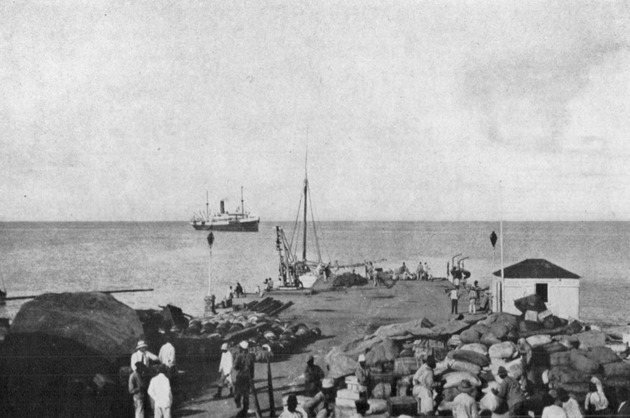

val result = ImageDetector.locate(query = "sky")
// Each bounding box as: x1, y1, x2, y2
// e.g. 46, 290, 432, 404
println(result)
1, 0, 629, 222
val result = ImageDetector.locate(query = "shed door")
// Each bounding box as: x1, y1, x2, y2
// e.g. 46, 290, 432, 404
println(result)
536, 283, 548, 303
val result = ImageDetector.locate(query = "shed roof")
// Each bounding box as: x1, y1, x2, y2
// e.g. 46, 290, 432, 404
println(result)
493, 258, 580, 279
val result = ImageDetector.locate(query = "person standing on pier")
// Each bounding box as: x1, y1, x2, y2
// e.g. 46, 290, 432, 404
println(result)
214, 343, 234, 399
233, 340, 255, 418
158, 336, 176, 378
355, 354, 372, 397
131, 340, 159, 371
449, 288, 461, 314
128, 362, 148, 418
148, 365, 172, 418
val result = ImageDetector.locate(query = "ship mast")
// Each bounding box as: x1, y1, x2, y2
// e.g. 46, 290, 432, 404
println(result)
241, 186, 244, 217
302, 152, 308, 262
206, 191, 209, 221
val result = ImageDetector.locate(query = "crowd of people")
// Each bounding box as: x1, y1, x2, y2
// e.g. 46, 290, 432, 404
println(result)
128, 336, 177, 418
447, 280, 491, 315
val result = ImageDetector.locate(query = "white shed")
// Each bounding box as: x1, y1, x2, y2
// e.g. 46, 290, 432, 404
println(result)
493, 258, 580, 320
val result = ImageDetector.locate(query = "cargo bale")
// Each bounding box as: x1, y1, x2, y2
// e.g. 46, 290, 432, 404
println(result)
459, 329, 481, 344
584, 346, 621, 365
603, 361, 630, 378
489, 341, 517, 359
549, 351, 572, 367
526, 334, 553, 348
450, 350, 490, 367
549, 366, 589, 384
441, 371, 481, 389
480, 332, 502, 347
577, 331, 607, 349
460, 343, 488, 355
569, 349, 601, 374
449, 359, 481, 375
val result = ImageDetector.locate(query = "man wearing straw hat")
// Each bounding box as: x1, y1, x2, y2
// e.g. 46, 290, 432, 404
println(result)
233, 340, 255, 418
131, 340, 159, 371
214, 342, 234, 399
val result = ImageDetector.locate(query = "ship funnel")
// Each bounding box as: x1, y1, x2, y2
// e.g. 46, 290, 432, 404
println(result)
220, 201, 225, 214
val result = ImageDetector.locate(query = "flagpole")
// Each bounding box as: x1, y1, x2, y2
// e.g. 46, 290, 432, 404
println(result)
499, 181, 505, 313
204, 232, 216, 315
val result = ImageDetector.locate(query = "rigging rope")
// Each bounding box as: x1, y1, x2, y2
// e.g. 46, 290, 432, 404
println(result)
307, 186, 322, 264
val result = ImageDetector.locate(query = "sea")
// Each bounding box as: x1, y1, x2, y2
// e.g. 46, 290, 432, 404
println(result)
0, 221, 628, 326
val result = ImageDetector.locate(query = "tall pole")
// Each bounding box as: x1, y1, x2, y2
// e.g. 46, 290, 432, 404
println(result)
206, 191, 209, 221
241, 186, 244, 216
204, 232, 216, 315
499, 181, 505, 313
302, 177, 308, 262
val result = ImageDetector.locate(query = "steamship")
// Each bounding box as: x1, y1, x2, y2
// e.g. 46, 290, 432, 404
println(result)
190, 188, 260, 232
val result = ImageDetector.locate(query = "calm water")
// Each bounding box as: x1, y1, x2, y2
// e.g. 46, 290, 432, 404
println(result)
0, 221, 628, 325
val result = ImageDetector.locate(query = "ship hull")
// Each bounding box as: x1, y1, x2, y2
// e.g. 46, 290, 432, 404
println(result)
192, 220, 259, 232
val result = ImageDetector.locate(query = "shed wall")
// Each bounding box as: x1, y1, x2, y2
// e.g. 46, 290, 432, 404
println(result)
502, 278, 580, 319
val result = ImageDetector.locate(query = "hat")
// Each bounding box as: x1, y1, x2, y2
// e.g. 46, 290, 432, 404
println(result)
497, 366, 508, 376
239, 340, 249, 349
221, 343, 229, 351
459, 379, 474, 393
322, 378, 334, 389
136, 340, 148, 350
358, 354, 366, 362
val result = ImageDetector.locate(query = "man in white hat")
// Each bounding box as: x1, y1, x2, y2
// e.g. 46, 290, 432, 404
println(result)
214, 342, 234, 399
233, 340, 255, 417
355, 354, 372, 397
439, 380, 479, 418
131, 340, 159, 371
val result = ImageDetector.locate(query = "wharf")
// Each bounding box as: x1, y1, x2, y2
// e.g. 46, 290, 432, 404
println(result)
174, 279, 456, 417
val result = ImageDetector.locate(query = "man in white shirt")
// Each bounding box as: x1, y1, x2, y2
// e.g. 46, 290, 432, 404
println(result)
214, 342, 234, 399
158, 336, 176, 378
542, 398, 568, 418
131, 340, 159, 371
148, 365, 172, 418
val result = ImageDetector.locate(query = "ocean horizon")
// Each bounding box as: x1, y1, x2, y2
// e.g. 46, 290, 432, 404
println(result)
1, 221, 628, 326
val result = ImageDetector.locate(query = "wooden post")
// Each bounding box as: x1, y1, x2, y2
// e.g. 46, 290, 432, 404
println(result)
267, 355, 276, 417
252, 378, 263, 418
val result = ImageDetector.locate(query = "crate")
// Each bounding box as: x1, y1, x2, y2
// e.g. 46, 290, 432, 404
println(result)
388, 396, 417, 416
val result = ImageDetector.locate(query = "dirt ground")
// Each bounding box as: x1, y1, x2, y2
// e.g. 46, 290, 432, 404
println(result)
174, 279, 458, 418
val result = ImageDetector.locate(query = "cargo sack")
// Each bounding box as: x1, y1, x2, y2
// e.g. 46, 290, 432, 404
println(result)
489, 341, 518, 359
603, 361, 630, 378
489, 323, 510, 340
460, 329, 481, 344
471, 323, 491, 336
460, 343, 488, 356
584, 346, 621, 365
577, 331, 607, 350
513, 294, 547, 313
325, 347, 358, 379
542, 341, 568, 353
372, 382, 392, 399
549, 366, 589, 384
450, 350, 490, 367
479, 391, 499, 412
520, 320, 543, 334
526, 334, 553, 348
394, 357, 420, 376
570, 349, 601, 374
555, 382, 590, 402
543, 316, 567, 330
367, 398, 389, 415
441, 371, 481, 389
604, 376, 630, 388
366, 339, 399, 367
449, 359, 481, 375
480, 332, 502, 347
554, 335, 579, 350
549, 351, 572, 367
489, 357, 523, 380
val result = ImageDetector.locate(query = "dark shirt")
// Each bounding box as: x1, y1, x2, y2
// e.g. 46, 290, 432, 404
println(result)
304, 364, 325, 396
233, 351, 255, 387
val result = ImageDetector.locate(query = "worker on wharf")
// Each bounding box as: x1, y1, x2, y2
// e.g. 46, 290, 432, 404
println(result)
492, 366, 526, 418
158, 334, 176, 379
214, 343, 234, 399
131, 340, 159, 371
129, 362, 149, 418
279, 394, 306, 418
439, 380, 479, 418
304, 355, 325, 397
355, 354, 372, 397
449, 287, 461, 314
148, 364, 172, 418
233, 340, 255, 418
412, 356, 437, 415
302, 378, 336, 418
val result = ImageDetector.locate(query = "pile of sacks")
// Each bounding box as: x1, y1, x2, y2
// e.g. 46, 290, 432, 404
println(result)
333, 272, 369, 288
